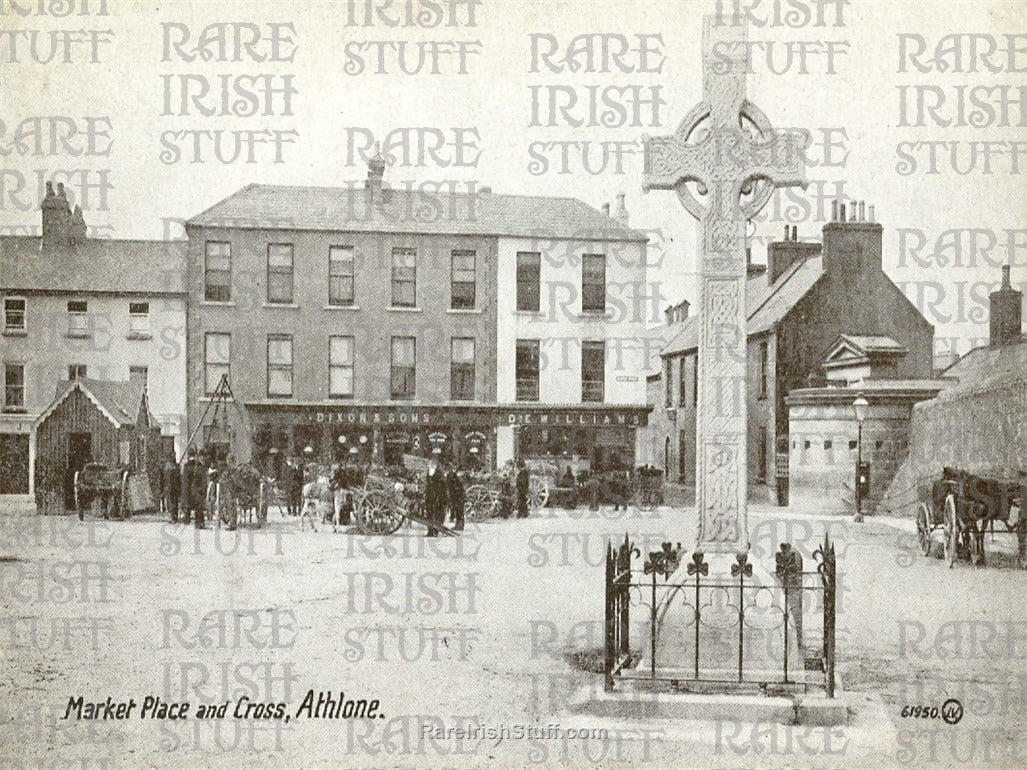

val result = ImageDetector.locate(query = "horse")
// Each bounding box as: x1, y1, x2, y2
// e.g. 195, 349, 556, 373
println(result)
300, 475, 332, 532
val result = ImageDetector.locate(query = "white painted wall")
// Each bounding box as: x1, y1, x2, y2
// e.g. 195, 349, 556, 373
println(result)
495, 235, 649, 406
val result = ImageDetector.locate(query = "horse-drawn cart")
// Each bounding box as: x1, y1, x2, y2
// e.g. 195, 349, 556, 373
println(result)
349, 471, 457, 536
916, 467, 1025, 568
74, 463, 124, 521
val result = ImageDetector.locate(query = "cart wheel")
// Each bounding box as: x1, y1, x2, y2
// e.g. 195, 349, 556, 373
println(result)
356, 489, 403, 535
528, 475, 548, 510
464, 484, 494, 522
916, 502, 932, 557
943, 494, 958, 568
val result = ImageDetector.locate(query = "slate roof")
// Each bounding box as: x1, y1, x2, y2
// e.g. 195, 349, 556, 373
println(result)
0, 237, 187, 294
186, 183, 647, 241
661, 256, 824, 356
42, 378, 149, 428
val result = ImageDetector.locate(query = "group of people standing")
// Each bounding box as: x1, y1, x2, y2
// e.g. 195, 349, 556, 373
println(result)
161, 449, 217, 529
422, 454, 466, 536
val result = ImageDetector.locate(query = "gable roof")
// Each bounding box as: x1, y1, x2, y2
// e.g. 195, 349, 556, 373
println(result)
186, 183, 647, 242
823, 335, 907, 368
661, 256, 824, 357
36, 378, 149, 429
0, 237, 187, 295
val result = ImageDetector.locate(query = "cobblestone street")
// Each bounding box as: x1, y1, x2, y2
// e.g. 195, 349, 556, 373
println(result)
1, 500, 1024, 768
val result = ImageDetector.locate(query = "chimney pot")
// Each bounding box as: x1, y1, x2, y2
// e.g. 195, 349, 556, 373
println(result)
1001, 264, 1011, 288
839, 203, 846, 221
859, 201, 866, 221
791, 225, 798, 241
602, 203, 610, 216
783, 224, 789, 240
831, 200, 838, 221
614, 192, 629, 226
868, 204, 875, 222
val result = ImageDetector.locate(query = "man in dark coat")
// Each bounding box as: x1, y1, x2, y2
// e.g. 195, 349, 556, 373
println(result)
181, 450, 206, 528
282, 459, 297, 517
423, 455, 449, 537
163, 454, 181, 522
515, 460, 530, 518
446, 466, 465, 532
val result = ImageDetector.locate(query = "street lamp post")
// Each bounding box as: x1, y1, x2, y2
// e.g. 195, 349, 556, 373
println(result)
852, 394, 869, 523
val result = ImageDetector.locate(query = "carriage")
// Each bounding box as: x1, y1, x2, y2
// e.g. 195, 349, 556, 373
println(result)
916, 467, 1026, 568
461, 464, 551, 520
630, 466, 664, 510
74, 462, 124, 521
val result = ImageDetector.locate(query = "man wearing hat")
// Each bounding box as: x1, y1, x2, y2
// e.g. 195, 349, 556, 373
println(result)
423, 451, 448, 537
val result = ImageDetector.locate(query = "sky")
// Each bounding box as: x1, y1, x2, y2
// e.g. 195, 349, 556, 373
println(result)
1, 0, 1025, 358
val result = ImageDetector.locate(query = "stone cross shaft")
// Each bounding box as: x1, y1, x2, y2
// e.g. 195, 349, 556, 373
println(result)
643, 16, 808, 553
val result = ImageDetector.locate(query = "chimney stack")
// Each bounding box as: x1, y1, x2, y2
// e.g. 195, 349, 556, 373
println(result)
366, 142, 386, 201
614, 192, 629, 226
989, 264, 1023, 347
767, 225, 820, 284
823, 199, 884, 277
41, 181, 71, 252
68, 205, 87, 245
664, 299, 690, 325
602, 202, 610, 216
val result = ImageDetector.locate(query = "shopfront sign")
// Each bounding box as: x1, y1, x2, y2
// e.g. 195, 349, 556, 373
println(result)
291, 405, 649, 427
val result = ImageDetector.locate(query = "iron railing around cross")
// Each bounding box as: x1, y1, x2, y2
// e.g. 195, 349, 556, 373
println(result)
603, 534, 837, 696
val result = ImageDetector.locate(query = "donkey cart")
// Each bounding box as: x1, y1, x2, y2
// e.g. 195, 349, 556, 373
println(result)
916, 467, 1025, 569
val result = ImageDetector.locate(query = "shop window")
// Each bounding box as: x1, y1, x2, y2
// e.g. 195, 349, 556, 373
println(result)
581, 253, 606, 313
391, 247, 416, 307
329, 336, 354, 398
267, 244, 294, 304
67, 300, 88, 337
515, 339, 540, 401
824, 439, 833, 450
581, 340, 604, 403
3, 297, 25, 333
267, 335, 293, 397
391, 337, 416, 399
328, 246, 355, 306
128, 302, 149, 337
450, 337, 475, 400
204, 332, 230, 395
451, 250, 476, 309
516, 252, 540, 312
204, 241, 231, 302
3, 363, 25, 410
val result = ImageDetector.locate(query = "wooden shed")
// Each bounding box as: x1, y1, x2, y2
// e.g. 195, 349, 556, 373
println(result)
33, 379, 163, 514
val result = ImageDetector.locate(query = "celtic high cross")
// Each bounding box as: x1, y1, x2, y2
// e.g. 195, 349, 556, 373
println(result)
643, 16, 808, 554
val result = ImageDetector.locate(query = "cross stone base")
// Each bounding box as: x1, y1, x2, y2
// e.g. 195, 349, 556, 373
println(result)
638, 554, 806, 686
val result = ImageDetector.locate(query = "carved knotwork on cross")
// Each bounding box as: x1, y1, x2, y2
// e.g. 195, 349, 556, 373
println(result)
642, 16, 810, 553
642, 20, 809, 231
